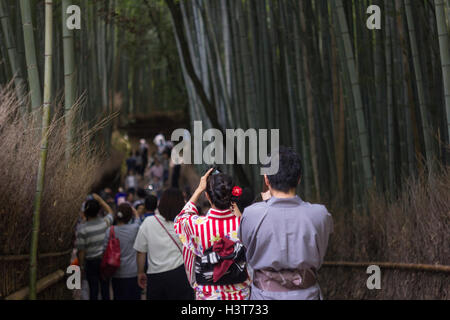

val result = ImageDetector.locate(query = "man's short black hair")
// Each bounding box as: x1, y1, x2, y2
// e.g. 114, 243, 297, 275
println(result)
145, 194, 158, 211
84, 199, 101, 218
137, 188, 147, 199
265, 146, 302, 192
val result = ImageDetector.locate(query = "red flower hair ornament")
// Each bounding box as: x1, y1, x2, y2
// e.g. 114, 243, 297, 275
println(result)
231, 186, 242, 202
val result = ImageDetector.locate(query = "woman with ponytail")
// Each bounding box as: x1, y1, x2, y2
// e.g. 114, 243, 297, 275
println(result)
174, 168, 250, 300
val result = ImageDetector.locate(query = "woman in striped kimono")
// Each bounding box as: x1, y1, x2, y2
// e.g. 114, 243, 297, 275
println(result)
174, 168, 251, 300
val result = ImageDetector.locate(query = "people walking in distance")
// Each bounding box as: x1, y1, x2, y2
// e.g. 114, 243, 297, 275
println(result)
149, 156, 164, 182
134, 188, 194, 300
126, 151, 137, 175
174, 169, 251, 300
139, 139, 149, 176
170, 147, 182, 189
115, 189, 128, 207
149, 156, 164, 197
103, 203, 141, 300
134, 200, 146, 221
125, 171, 138, 191
238, 146, 333, 300
134, 188, 148, 205
126, 188, 136, 204
140, 195, 157, 222
162, 148, 171, 185
153, 133, 167, 155
132, 189, 148, 220
135, 150, 143, 177
75, 193, 114, 300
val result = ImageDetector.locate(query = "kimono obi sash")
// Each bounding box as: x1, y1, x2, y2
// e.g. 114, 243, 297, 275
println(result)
195, 237, 248, 286
253, 267, 317, 292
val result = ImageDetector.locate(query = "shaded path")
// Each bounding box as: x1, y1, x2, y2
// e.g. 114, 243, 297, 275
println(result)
121, 110, 201, 193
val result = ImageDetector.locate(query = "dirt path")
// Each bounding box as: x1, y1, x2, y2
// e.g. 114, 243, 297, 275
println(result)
122, 112, 201, 193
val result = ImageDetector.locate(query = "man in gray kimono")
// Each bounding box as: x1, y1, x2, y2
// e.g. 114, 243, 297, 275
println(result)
238, 146, 333, 300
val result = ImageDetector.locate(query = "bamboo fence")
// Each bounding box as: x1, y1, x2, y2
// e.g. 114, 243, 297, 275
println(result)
322, 261, 450, 273
0, 249, 72, 299
1, 247, 449, 300
5, 269, 65, 300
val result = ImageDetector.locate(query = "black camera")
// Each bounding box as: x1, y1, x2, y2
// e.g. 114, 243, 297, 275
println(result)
207, 166, 221, 176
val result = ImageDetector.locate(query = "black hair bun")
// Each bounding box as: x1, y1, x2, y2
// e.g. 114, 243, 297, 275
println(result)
206, 173, 233, 210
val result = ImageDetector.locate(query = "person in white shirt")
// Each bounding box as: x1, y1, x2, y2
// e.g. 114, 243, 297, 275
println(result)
133, 188, 194, 300
125, 171, 138, 190
153, 134, 166, 154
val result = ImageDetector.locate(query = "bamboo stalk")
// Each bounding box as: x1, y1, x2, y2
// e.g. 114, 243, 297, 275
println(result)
29, 0, 53, 301
166, 0, 218, 127
434, 0, 450, 141
229, 0, 245, 129
62, 0, 76, 159
385, 0, 396, 197
280, 1, 298, 151
203, 0, 233, 128
19, 0, 42, 112
394, 0, 422, 175
331, 27, 346, 196
221, 0, 232, 98
299, 0, 320, 201
292, 11, 311, 199
0, 0, 27, 113
404, 0, 434, 166
236, 0, 256, 130
334, 0, 373, 191
166, 0, 250, 186
376, 0, 388, 191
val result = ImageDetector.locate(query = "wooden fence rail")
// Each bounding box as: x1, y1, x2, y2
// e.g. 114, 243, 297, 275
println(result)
2, 248, 448, 273
322, 261, 450, 273
0, 249, 73, 262
1, 249, 449, 300
4, 269, 65, 300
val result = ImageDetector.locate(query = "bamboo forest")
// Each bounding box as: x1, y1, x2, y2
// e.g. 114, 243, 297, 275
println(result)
0, 0, 449, 302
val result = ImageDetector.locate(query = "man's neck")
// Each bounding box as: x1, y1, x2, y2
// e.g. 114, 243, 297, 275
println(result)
270, 189, 296, 199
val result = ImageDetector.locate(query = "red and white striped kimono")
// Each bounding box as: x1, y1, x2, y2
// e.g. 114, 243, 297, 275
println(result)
174, 201, 251, 300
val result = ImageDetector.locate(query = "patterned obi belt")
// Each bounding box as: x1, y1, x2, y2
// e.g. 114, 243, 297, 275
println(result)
253, 268, 317, 292
195, 237, 248, 286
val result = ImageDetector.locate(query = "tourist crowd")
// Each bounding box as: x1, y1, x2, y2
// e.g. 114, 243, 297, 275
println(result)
73, 144, 333, 300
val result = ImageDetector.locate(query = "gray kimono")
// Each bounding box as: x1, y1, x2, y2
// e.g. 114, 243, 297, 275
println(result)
238, 196, 333, 300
